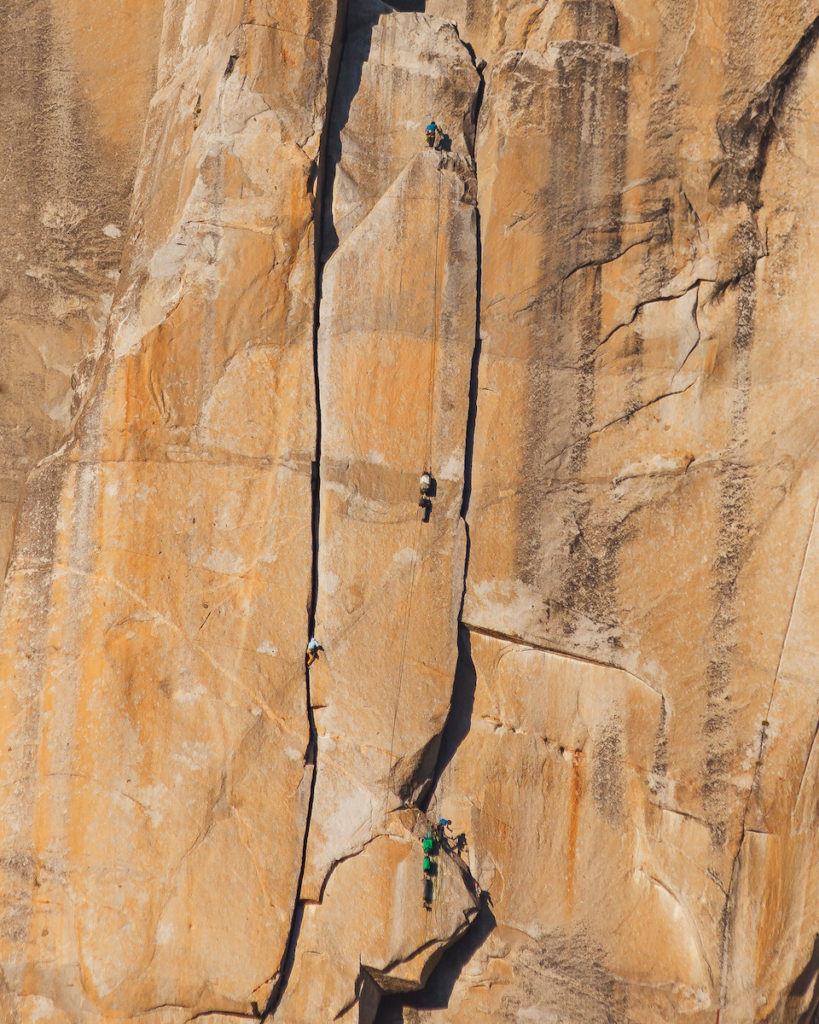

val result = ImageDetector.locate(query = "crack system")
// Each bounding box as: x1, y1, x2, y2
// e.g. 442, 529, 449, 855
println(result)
714, 21, 819, 1011
259, 6, 819, 1023
261, 2, 349, 1019
377, 32, 489, 1024
268, 10, 490, 1011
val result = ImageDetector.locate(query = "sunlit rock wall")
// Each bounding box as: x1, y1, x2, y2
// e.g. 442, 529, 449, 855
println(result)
0, 0, 165, 582
0, 1, 817, 1023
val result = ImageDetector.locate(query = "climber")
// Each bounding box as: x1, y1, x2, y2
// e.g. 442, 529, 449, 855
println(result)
422, 830, 435, 855
419, 470, 434, 523
306, 637, 323, 667
423, 855, 433, 875
422, 876, 433, 909
436, 818, 451, 842
425, 121, 439, 149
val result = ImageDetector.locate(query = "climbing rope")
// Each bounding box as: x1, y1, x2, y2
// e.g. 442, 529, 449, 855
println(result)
385, 512, 423, 797
385, 165, 445, 799
289, 160, 447, 821
423, 170, 443, 470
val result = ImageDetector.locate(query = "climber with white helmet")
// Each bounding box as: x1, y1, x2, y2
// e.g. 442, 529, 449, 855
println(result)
306, 637, 323, 667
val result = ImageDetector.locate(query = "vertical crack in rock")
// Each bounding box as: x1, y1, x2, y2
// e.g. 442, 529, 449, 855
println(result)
714, 23, 819, 1008
262, 4, 350, 1019
421, 36, 486, 812
711, 21, 819, 1016
271, 6, 483, 1020
0, 0, 356, 1012
381, 38, 489, 1024
458, 44, 486, 533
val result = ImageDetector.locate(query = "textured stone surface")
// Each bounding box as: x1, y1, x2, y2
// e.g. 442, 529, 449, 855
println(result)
0, 1, 342, 1020
323, 1, 480, 252
303, 147, 478, 898
381, 2, 819, 1022
0, 0, 165, 583
277, 810, 478, 1023
276, 9, 481, 1019
0, 1, 818, 1022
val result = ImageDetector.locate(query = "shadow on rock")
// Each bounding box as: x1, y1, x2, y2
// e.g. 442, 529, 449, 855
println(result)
374, 892, 496, 1020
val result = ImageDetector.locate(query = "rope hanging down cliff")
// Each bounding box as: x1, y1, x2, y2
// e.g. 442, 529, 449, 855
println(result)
386, 165, 444, 798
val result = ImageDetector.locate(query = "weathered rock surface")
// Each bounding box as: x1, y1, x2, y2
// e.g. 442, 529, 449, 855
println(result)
0, 1, 342, 1020
304, 148, 477, 898
0, 1, 817, 1023
323, 1, 480, 252
0, 0, 165, 583
382, 1, 819, 1022
275, 10, 481, 1019
277, 810, 478, 1023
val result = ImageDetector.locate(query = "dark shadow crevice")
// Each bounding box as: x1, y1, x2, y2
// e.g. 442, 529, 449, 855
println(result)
458, 61, 485, 526
717, 14, 819, 206
387, 0, 426, 11
373, 893, 496, 1022
381, 37, 489, 1024
320, 2, 380, 259
421, 626, 476, 811
262, 0, 350, 1018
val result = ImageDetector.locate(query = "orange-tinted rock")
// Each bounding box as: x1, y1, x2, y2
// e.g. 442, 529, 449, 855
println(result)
272, 10, 480, 1019
382, 2, 819, 1022
302, 150, 477, 901
0, 0, 165, 584
276, 810, 478, 1024
1, 1, 818, 1022
0, 1, 342, 1020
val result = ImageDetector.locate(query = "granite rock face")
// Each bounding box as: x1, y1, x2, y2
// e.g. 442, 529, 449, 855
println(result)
0, 1, 817, 1023
0, 0, 165, 584
0, 1, 341, 1020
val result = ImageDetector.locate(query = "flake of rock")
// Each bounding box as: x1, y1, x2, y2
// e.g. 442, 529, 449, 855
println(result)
302, 148, 477, 900
324, 0, 481, 253
275, 811, 478, 1023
